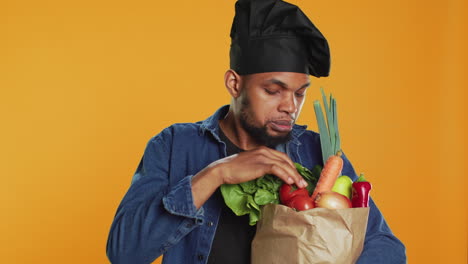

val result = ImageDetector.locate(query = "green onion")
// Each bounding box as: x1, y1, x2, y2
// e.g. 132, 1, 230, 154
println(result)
313, 88, 341, 165
332, 98, 341, 155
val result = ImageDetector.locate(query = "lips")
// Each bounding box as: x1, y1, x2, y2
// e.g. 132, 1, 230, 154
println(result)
270, 120, 294, 132
273, 120, 293, 126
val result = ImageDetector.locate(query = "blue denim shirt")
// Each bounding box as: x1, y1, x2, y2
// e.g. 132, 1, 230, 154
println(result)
106, 105, 406, 264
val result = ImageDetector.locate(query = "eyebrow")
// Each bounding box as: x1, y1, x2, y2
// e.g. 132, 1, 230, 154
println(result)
268, 78, 311, 90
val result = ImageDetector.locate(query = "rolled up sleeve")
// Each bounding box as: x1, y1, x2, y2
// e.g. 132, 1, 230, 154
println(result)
106, 131, 205, 264
357, 198, 407, 264
163, 174, 205, 223
340, 152, 407, 264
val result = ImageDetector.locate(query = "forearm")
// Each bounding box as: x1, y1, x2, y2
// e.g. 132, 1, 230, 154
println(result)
357, 199, 406, 264
107, 184, 170, 263
107, 193, 173, 263
109, 151, 225, 262
357, 232, 406, 264
191, 163, 224, 209
107, 174, 205, 264
339, 153, 406, 263
107, 134, 206, 264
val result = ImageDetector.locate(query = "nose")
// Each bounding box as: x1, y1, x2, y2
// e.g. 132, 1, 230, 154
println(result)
279, 92, 298, 115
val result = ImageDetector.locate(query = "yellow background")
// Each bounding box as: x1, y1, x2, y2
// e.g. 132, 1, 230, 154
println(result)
1, 0, 466, 263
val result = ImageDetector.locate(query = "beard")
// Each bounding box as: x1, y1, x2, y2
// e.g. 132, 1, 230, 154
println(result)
239, 97, 292, 148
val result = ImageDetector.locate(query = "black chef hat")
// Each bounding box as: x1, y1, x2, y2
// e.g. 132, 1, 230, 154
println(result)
229, 0, 330, 77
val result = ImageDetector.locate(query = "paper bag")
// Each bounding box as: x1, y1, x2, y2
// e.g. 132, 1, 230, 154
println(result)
251, 204, 369, 264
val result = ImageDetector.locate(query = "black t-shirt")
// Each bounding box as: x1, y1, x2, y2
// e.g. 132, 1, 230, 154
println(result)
207, 128, 257, 264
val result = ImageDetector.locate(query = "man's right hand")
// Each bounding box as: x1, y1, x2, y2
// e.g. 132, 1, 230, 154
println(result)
191, 146, 307, 209
213, 146, 307, 187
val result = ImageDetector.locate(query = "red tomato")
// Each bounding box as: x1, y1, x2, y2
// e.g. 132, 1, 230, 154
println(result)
279, 184, 309, 204
287, 196, 315, 211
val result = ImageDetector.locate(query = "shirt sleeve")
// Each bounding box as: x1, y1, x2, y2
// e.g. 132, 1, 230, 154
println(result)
106, 130, 205, 264
357, 198, 407, 264
340, 152, 407, 264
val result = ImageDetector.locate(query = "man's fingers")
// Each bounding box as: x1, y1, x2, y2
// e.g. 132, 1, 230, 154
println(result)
268, 164, 294, 185
257, 152, 296, 178
257, 146, 295, 168
236, 147, 307, 188
262, 149, 306, 188
265, 159, 307, 188
266, 147, 296, 168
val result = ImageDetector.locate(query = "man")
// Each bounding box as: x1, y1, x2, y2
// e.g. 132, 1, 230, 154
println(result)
106, 0, 406, 263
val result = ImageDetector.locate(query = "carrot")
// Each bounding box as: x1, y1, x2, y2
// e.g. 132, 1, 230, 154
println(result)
312, 88, 343, 200
311, 151, 343, 200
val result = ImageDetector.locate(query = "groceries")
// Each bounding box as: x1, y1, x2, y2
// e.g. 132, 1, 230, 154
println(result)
250, 88, 371, 264
220, 162, 319, 225
351, 174, 372, 208
277, 88, 372, 212
221, 88, 372, 220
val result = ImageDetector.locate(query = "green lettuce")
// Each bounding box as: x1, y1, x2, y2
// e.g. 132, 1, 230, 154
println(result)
220, 163, 321, 225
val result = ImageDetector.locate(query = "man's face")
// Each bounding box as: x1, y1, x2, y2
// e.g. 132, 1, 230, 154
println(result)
237, 72, 310, 147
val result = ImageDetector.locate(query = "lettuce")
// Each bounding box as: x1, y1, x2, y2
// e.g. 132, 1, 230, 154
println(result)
220, 163, 320, 225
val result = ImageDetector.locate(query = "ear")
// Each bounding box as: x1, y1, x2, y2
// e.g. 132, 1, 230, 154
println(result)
224, 69, 242, 98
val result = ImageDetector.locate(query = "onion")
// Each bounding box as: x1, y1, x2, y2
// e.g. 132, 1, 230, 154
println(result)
314, 191, 352, 209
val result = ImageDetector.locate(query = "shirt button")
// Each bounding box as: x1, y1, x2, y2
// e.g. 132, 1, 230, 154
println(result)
207, 221, 214, 227
198, 254, 204, 261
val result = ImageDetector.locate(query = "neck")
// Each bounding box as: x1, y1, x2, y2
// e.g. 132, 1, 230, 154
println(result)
218, 108, 262, 150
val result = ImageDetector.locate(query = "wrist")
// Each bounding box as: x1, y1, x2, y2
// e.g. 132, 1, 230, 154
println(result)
192, 161, 225, 189
207, 162, 226, 187
191, 162, 226, 209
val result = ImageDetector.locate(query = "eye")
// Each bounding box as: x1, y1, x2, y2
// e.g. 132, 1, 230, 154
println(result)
295, 87, 307, 98
264, 88, 279, 95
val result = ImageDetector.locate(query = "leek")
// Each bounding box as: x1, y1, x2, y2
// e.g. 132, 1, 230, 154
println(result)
313, 88, 341, 165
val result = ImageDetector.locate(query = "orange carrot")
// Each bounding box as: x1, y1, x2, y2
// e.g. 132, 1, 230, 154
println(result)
312, 89, 344, 200
310, 151, 343, 201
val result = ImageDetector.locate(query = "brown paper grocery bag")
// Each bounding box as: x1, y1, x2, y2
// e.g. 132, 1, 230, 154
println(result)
251, 204, 369, 264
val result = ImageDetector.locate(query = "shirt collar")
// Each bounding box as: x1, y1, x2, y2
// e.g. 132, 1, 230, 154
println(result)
199, 104, 308, 146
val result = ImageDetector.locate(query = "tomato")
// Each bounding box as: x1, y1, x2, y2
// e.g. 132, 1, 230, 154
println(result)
287, 195, 315, 211
279, 184, 314, 211
279, 184, 309, 204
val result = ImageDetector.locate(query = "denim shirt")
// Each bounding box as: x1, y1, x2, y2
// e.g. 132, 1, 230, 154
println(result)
106, 105, 406, 264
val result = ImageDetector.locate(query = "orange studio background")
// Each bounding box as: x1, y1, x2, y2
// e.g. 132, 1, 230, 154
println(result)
0, 0, 466, 263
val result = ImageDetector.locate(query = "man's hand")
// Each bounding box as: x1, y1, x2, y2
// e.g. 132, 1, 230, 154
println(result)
215, 146, 307, 187
191, 146, 306, 209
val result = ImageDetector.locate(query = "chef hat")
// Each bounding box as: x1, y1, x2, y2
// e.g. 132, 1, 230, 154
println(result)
229, 0, 330, 77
